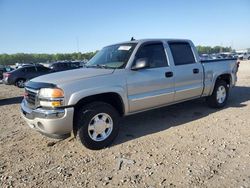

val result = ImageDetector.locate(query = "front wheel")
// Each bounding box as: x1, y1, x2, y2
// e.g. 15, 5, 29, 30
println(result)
75, 102, 120, 150
207, 80, 229, 108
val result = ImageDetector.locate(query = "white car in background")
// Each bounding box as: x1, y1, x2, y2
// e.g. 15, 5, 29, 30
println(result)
238, 53, 250, 60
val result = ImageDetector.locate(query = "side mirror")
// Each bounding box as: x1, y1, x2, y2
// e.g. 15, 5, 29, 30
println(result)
131, 58, 149, 70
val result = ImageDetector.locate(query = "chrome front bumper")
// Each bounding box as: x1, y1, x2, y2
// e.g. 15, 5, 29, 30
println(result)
21, 100, 74, 139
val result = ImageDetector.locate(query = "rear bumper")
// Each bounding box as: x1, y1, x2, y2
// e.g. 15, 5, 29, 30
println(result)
2, 78, 10, 85
2, 77, 14, 85
21, 100, 74, 139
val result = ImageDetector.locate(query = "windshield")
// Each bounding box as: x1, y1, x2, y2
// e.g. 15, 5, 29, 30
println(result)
86, 43, 137, 69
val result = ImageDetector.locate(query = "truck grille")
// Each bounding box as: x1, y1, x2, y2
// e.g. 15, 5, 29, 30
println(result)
25, 88, 38, 108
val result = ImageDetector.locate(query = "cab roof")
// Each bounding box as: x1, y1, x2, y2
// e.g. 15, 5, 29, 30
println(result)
109, 38, 192, 46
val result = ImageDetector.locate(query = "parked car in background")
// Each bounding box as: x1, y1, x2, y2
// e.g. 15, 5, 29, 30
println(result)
238, 53, 250, 60
231, 53, 239, 59
21, 39, 238, 150
0, 66, 14, 80
219, 53, 236, 59
210, 54, 223, 59
3, 65, 51, 88
15, 63, 33, 69
199, 54, 212, 61
49, 61, 83, 72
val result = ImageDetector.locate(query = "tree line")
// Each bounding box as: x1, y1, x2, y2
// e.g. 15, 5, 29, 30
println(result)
0, 52, 98, 65
0, 46, 233, 65
196, 46, 232, 55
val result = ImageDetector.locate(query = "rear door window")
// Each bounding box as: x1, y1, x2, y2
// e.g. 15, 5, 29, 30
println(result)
168, 42, 196, 66
37, 66, 50, 72
25, 67, 36, 72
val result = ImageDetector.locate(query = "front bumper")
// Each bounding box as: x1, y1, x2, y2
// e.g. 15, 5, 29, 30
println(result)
21, 99, 74, 139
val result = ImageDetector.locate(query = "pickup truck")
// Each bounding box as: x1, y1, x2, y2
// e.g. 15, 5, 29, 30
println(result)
21, 39, 238, 150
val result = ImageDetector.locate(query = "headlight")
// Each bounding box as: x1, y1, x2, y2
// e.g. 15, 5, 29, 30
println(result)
38, 88, 64, 108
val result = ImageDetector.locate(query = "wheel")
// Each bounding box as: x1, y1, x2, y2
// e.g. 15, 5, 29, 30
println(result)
75, 102, 120, 150
15, 79, 26, 88
248, 57, 250, 60
207, 80, 229, 108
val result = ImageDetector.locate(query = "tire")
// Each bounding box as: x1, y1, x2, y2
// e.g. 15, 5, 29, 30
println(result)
75, 102, 120, 150
207, 80, 229, 108
15, 79, 26, 88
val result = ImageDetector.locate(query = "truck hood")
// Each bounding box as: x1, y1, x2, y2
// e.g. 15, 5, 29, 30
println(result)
31, 68, 114, 85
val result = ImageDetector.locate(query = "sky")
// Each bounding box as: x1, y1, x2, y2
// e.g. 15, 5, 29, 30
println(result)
0, 0, 249, 54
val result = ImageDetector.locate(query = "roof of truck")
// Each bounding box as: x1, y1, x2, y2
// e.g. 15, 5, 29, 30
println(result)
109, 38, 192, 46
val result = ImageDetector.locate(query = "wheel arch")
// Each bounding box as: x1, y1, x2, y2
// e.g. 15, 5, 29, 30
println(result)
74, 92, 125, 115
72, 92, 125, 137
210, 73, 232, 95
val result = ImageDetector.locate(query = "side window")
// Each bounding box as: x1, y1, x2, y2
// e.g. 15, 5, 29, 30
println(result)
169, 42, 196, 66
37, 66, 49, 72
56, 64, 62, 69
135, 43, 168, 68
20, 68, 26, 72
62, 63, 68, 68
26, 67, 36, 72
56, 63, 64, 69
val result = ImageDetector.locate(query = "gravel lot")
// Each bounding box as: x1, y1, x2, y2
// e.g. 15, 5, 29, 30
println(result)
0, 61, 250, 188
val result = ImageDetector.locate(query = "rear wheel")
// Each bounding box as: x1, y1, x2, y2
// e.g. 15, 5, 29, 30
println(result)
15, 79, 26, 88
75, 102, 120, 150
207, 80, 229, 108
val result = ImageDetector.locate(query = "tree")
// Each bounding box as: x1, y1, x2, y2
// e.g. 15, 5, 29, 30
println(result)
0, 51, 98, 65
196, 45, 233, 55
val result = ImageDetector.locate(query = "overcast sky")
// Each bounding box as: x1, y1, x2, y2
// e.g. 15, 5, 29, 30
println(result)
0, 0, 249, 54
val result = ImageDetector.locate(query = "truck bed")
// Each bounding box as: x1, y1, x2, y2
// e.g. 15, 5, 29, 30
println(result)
201, 58, 238, 97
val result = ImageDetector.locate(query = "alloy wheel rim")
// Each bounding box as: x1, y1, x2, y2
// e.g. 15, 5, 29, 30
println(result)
18, 80, 24, 87
216, 86, 226, 104
88, 113, 113, 142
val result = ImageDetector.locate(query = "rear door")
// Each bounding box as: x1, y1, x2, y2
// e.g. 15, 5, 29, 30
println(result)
127, 42, 175, 112
168, 42, 203, 101
36, 66, 51, 76
25, 67, 37, 79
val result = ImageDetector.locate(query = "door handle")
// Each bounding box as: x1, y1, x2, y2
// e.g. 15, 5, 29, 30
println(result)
165, 71, 173, 78
193, 68, 199, 74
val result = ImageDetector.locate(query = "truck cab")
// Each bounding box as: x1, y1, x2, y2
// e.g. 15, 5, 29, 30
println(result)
126, 40, 204, 112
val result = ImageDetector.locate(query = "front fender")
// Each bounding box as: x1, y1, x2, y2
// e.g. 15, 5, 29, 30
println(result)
68, 86, 129, 115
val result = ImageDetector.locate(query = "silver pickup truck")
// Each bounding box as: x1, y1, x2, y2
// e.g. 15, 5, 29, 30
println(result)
21, 39, 238, 150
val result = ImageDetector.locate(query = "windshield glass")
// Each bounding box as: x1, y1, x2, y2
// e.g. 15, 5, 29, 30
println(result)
86, 43, 137, 69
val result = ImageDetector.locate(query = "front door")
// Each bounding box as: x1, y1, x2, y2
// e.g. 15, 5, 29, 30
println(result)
127, 42, 175, 112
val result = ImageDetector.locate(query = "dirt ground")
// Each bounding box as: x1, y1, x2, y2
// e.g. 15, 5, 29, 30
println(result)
0, 61, 250, 188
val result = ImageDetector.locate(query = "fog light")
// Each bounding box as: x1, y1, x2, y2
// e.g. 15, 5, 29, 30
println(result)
37, 122, 44, 130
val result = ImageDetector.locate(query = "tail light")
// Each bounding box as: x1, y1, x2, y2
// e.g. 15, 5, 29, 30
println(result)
3, 73, 10, 78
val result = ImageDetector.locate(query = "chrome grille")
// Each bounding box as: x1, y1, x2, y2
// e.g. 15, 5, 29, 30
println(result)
25, 88, 38, 108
